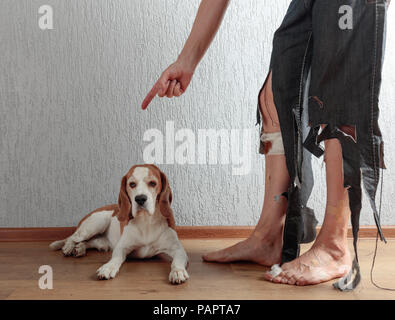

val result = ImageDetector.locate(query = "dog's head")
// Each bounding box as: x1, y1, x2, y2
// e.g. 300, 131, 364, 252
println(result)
117, 164, 175, 228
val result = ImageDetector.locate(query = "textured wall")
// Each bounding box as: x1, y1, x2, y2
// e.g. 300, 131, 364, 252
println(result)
1, 0, 394, 227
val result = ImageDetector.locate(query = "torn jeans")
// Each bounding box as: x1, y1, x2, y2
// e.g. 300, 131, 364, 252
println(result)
256, 0, 389, 291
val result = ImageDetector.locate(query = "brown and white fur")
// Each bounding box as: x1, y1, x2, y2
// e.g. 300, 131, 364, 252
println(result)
49, 164, 189, 284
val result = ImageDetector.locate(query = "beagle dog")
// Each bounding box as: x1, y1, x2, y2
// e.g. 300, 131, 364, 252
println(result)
49, 164, 189, 284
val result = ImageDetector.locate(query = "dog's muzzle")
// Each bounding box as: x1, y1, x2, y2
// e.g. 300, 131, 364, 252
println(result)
135, 194, 147, 206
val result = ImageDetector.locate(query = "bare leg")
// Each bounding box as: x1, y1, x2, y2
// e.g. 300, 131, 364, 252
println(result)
202, 72, 290, 266
264, 128, 353, 285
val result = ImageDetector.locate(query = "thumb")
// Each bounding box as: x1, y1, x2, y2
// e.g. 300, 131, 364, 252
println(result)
157, 70, 171, 97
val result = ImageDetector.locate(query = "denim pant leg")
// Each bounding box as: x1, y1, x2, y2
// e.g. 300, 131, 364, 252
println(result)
256, 0, 318, 263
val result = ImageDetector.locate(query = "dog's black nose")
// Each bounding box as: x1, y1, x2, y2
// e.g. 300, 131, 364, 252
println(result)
135, 194, 147, 206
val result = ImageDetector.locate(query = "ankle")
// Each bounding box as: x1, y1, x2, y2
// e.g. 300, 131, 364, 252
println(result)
314, 238, 349, 261
319, 210, 349, 245
252, 223, 283, 244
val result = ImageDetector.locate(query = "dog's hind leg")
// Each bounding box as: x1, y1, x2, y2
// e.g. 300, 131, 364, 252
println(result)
62, 210, 114, 256
87, 236, 112, 252
70, 237, 112, 257
71, 242, 87, 257
49, 239, 67, 251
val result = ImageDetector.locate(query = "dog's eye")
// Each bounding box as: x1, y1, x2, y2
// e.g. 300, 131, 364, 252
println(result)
129, 182, 136, 188
149, 181, 157, 187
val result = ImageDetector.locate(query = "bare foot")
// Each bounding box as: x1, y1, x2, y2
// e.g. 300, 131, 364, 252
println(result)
202, 149, 289, 266
202, 231, 283, 266
264, 242, 351, 286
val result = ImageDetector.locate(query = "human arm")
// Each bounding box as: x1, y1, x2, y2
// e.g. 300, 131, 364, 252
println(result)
141, 0, 230, 109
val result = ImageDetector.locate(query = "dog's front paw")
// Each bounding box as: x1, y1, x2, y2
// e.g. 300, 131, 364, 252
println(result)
96, 262, 120, 280
169, 268, 189, 284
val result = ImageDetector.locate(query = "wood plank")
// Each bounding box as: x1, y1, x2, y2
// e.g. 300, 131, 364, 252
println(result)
1, 239, 395, 300
0, 226, 394, 242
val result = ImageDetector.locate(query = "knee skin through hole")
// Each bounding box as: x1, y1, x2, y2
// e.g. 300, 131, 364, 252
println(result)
259, 71, 281, 132
259, 71, 283, 155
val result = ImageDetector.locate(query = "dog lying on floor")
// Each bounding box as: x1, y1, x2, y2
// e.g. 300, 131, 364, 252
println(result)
49, 164, 189, 284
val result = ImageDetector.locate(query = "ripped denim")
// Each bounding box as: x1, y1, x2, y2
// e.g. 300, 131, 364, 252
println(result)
256, 0, 389, 291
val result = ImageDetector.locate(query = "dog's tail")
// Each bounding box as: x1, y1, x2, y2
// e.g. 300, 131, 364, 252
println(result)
49, 239, 67, 251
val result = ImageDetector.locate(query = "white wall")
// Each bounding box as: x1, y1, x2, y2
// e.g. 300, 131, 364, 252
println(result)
1, 0, 394, 227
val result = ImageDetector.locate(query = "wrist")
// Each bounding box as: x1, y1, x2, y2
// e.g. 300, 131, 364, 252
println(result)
177, 51, 199, 72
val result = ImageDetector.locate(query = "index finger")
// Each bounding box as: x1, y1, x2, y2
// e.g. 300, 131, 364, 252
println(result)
141, 83, 160, 110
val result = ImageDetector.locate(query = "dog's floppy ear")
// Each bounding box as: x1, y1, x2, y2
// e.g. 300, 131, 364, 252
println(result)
158, 169, 176, 229
117, 175, 132, 223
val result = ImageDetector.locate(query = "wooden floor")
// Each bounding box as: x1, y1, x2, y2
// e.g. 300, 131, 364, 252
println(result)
1, 239, 395, 300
